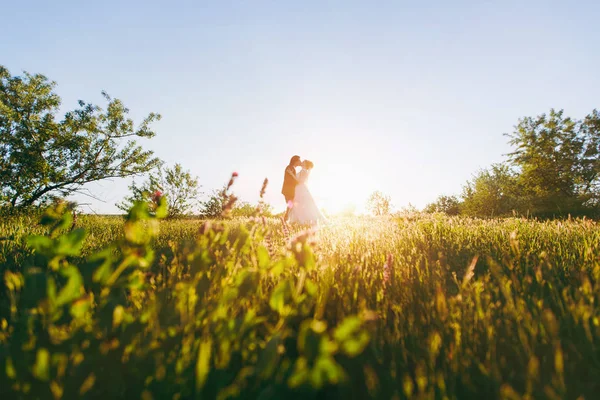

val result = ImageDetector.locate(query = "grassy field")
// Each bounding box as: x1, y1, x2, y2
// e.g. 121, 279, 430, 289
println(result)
1, 203, 600, 399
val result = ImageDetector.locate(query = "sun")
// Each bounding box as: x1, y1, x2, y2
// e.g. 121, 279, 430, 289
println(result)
307, 164, 373, 215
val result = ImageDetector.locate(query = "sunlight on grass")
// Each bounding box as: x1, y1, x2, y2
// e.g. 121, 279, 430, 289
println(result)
1, 208, 600, 398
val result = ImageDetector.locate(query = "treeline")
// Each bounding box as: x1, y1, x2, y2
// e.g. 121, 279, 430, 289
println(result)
426, 109, 600, 218
3, 65, 599, 220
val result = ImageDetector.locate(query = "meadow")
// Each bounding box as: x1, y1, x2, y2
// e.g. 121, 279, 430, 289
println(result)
1, 202, 600, 399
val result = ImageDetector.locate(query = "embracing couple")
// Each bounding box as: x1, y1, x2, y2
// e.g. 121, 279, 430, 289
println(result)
281, 155, 325, 225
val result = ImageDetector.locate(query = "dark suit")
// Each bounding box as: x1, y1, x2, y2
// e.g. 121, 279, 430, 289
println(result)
281, 165, 297, 202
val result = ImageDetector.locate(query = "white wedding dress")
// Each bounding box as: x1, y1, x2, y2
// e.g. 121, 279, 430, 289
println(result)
289, 169, 325, 225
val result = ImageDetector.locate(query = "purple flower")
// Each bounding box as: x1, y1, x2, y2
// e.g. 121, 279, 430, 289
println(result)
383, 263, 390, 285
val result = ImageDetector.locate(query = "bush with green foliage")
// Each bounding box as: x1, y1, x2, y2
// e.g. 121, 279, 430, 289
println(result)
460, 163, 522, 218
200, 188, 228, 219
118, 163, 201, 218
424, 195, 462, 216
200, 175, 241, 219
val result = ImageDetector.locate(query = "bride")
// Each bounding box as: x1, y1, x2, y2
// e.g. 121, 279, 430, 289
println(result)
289, 160, 325, 225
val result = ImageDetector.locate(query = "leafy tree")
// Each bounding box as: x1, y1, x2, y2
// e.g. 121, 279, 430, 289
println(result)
0, 65, 160, 208
424, 195, 461, 215
367, 191, 392, 216
200, 189, 226, 219
506, 109, 600, 217
200, 183, 240, 219
461, 163, 521, 217
199, 173, 240, 219
117, 163, 200, 218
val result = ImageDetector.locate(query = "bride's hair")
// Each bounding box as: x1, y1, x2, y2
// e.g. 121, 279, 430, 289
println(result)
303, 160, 314, 170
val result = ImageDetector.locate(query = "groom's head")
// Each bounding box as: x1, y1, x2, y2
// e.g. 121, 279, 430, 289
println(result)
289, 155, 301, 167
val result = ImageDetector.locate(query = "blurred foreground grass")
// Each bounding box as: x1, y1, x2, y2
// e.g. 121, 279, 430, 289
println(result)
1, 207, 600, 399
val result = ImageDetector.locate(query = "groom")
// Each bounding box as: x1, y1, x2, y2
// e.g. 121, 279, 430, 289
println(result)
282, 155, 302, 221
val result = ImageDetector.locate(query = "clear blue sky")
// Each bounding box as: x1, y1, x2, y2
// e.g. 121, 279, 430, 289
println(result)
3, 0, 599, 214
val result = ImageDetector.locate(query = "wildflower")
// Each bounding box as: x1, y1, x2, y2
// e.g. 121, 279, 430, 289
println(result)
260, 178, 268, 199
287, 200, 294, 209
151, 190, 163, 203
221, 195, 238, 217
281, 217, 290, 237
255, 178, 270, 215
226, 172, 238, 191
264, 230, 275, 256
383, 263, 390, 286
383, 254, 394, 289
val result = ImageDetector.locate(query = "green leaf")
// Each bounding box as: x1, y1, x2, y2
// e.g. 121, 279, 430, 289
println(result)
269, 260, 285, 276
196, 338, 212, 392
298, 320, 327, 362
215, 339, 232, 369
32, 348, 50, 381
234, 270, 257, 298
257, 246, 270, 269
40, 205, 72, 233
124, 221, 148, 245
334, 317, 362, 342
221, 287, 239, 304
26, 235, 52, 254
55, 266, 83, 307
54, 228, 87, 256
269, 280, 293, 315
304, 249, 316, 271
155, 195, 168, 219
47, 276, 57, 305
113, 305, 124, 329
5, 357, 16, 379
127, 201, 150, 223
70, 296, 91, 319
288, 357, 309, 388
310, 356, 346, 388
340, 331, 369, 357
89, 248, 114, 284
334, 316, 370, 357
304, 279, 318, 297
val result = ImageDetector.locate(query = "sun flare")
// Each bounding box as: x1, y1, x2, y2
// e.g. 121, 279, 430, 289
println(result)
307, 165, 375, 215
